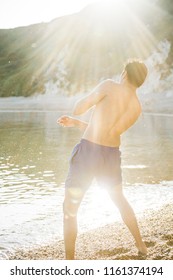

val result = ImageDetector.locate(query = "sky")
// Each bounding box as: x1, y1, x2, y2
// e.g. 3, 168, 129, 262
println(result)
0, 0, 98, 29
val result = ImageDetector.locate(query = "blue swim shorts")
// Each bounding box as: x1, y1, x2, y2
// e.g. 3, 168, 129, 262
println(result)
65, 139, 122, 190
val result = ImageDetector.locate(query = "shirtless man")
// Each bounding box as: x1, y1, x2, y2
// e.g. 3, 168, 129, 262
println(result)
57, 59, 148, 260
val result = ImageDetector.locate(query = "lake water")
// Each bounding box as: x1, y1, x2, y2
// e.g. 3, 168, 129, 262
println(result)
0, 110, 173, 259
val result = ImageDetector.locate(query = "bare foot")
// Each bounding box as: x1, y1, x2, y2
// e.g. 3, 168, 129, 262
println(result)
136, 241, 147, 256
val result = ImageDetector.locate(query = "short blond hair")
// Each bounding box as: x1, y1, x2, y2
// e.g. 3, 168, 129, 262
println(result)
124, 59, 148, 88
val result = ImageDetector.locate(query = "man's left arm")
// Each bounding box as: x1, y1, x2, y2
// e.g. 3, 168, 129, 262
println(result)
73, 80, 111, 115
57, 115, 88, 130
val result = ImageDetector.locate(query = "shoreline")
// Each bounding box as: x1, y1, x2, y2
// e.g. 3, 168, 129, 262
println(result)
8, 204, 173, 260
0, 95, 173, 114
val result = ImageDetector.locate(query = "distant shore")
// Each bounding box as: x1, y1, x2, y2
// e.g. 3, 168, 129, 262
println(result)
0, 95, 173, 114
9, 204, 173, 260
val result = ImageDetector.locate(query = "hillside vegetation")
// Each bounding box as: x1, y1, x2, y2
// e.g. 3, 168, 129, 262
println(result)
0, 0, 172, 97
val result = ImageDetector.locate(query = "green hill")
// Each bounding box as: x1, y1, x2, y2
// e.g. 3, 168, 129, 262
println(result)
0, 0, 172, 97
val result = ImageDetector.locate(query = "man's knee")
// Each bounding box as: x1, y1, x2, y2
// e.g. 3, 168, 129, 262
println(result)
108, 185, 123, 197
63, 197, 80, 220
108, 186, 125, 206
63, 187, 84, 219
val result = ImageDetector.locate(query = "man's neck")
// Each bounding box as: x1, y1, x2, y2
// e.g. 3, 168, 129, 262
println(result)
120, 78, 136, 93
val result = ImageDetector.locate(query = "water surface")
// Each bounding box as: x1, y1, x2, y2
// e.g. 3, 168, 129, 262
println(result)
0, 111, 173, 258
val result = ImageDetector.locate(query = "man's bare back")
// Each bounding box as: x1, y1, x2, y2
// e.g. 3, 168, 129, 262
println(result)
81, 80, 141, 147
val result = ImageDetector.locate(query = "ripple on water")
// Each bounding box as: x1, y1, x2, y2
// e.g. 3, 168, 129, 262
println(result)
122, 165, 148, 169
11, 168, 20, 171
0, 166, 10, 170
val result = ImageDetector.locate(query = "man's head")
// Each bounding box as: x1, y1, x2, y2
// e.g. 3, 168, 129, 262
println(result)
123, 59, 148, 88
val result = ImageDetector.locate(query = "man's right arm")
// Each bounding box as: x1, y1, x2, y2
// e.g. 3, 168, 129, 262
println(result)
73, 80, 111, 115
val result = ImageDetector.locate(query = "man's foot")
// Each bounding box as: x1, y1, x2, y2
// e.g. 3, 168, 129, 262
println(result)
136, 241, 147, 256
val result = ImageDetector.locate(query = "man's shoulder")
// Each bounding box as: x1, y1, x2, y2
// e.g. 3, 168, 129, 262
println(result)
100, 79, 119, 90
101, 79, 117, 85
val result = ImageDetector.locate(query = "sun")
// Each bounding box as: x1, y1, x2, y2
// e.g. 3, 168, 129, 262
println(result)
87, 0, 130, 10
82, 0, 137, 24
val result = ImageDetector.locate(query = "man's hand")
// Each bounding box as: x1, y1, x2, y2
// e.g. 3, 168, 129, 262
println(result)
57, 115, 88, 130
57, 116, 76, 127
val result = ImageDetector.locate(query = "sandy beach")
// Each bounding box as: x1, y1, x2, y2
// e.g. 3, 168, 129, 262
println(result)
8, 204, 173, 260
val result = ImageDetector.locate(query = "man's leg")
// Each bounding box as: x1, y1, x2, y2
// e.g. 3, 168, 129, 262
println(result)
107, 185, 147, 255
63, 187, 86, 260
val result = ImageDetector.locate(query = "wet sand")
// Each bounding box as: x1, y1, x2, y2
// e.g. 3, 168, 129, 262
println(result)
9, 204, 173, 260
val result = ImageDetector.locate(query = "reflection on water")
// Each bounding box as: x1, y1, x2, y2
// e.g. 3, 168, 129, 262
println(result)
0, 111, 173, 258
